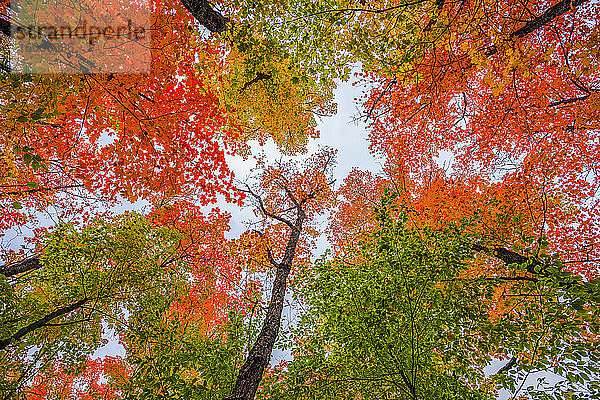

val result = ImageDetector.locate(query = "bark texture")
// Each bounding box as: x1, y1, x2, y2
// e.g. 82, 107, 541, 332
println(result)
471, 244, 600, 297
471, 244, 540, 274
511, 0, 589, 39
0, 17, 9, 37
224, 215, 304, 400
486, 0, 589, 56
0, 297, 88, 350
0, 256, 41, 278
179, 0, 229, 33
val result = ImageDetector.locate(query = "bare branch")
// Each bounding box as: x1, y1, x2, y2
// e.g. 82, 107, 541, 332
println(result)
485, 0, 590, 56
494, 356, 518, 376
0, 256, 41, 278
179, 0, 229, 33
239, 185, 296, 230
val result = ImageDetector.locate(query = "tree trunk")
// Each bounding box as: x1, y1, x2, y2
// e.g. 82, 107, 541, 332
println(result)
0, 17, 9, 37
511, 0, 589, 39
0, 297, 88, 350
224, 216, 304, 400
485, 0, 589, 56
471, 244, 600, 298
471, 244, 538, 273
179, 0, 229, 33
0, 256, 40, 278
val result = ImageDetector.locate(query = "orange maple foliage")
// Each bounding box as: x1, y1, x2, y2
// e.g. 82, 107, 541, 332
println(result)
24, 358, 120, 400
1, 3, 241, 232
150, 202, 248, 334
357, 0, 600, 278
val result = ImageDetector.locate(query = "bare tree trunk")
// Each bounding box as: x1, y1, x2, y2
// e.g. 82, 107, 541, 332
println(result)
0, 297, 88, 350
179, 0, 229, 33
224, 217, 303, 400
0, 256, 40, 278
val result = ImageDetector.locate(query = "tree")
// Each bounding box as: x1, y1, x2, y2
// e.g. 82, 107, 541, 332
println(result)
359, 0, 600, 273
179, 0, 229, 33
0, 209, 239, 398
0, 0, 337, 236
224, 148, 336, 400
0, 0, 352, 224
0, 1, 236, 234
262, 193, 600, 400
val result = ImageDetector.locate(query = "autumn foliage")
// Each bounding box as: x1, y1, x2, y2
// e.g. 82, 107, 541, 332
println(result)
2, 0, 600, 399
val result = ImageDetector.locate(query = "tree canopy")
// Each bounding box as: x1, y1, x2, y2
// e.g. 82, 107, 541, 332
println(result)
1, 0, 599, 398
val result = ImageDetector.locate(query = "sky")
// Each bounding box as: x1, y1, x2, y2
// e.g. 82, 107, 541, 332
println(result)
221, 78, 382, 244
219, 80, 558, 398
0, 70, 561, 399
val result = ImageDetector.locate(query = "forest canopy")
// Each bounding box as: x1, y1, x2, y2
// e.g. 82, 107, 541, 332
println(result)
1, 0, 600, 399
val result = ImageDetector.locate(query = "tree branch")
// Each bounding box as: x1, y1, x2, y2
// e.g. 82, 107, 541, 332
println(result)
443, 275, 539, 283
0, 256, 41, 278
494, 356, 517, 376
0, 298, 88, 351
422, 0, 446, 32
240, 186, 296, 230
179, 0, 229, 33
485, 0, 589, 56
471, 244, 543, 276
241, 72, 272, 92
511, 0, 588, 39
549, 94, 591, 107
0, 17, 10, 37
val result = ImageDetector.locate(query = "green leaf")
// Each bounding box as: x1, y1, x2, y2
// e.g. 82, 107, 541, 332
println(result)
12, 201, 22, 209
27, 181, 39, 189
